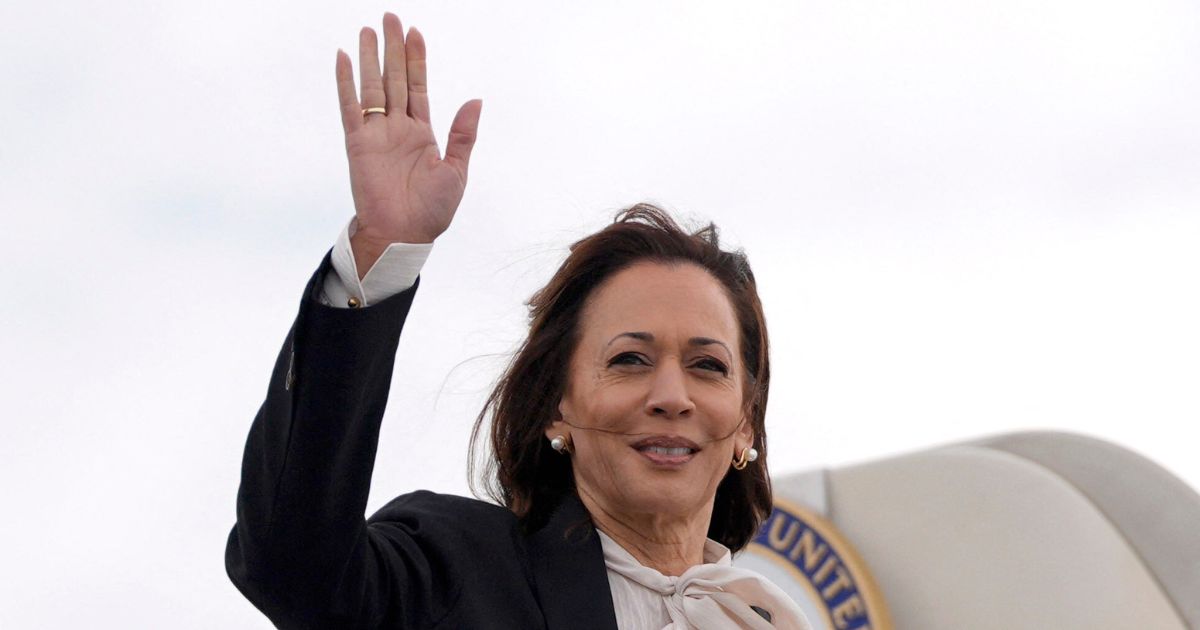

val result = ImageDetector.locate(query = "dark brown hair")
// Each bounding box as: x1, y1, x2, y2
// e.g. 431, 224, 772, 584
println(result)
470, 203, 772, 551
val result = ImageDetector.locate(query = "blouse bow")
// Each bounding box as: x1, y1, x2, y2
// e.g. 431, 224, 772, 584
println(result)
599, 531, 812, 630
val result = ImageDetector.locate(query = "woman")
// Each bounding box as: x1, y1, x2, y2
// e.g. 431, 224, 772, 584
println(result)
225, 13, 810, 630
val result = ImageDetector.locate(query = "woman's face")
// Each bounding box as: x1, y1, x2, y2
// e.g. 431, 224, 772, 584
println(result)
548, 261, 753, 524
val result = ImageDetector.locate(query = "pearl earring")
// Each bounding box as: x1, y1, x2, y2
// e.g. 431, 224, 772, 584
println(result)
732, 446, 759, 470
550, 435, 569, 453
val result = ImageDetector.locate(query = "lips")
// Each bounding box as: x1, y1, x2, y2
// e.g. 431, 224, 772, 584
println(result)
632, 436, 700, 466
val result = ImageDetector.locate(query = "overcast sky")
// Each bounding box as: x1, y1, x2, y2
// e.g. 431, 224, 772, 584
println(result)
2, 0, 1198, 627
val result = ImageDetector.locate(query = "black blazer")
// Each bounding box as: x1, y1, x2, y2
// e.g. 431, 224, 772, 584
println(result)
225, 256, 620, 630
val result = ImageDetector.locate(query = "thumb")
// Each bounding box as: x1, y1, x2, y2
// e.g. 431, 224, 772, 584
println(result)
444, 99, 482, 177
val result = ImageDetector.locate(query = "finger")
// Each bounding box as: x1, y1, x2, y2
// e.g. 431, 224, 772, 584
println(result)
358, 27, 386, 113
405, 27, 431, 124
444, 99, 482, 177
381, 12, 408, 116
335, 49, 362, 134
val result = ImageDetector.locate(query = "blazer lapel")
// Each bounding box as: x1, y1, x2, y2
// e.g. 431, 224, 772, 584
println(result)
526, 495, 619, 630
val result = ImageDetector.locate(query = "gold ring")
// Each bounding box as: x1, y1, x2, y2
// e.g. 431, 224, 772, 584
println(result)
362, 107, 387, 116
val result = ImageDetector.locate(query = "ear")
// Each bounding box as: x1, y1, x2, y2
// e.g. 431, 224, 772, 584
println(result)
544, 419, 569, 442
545, 400, 570, 442
735, 416, 755, 453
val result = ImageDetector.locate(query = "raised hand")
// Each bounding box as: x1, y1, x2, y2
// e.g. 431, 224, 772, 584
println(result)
335, 13, 482, 277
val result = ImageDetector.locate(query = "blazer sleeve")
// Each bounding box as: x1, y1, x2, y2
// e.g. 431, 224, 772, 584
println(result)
225, 253, 450, 629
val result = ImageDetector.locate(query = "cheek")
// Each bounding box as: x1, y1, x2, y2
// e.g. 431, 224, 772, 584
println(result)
698, 394, 746, 439
573, 383, 641, 432
572, 434, 631, 490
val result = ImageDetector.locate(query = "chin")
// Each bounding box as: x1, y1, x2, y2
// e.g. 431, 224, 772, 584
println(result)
622, 477, 716, 518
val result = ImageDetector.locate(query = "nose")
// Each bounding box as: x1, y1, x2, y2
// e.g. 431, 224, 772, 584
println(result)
644, 361, 696, 419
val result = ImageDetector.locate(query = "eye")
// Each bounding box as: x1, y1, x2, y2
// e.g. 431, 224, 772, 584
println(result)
608, 352, 649, 367
692, 357, 730, 375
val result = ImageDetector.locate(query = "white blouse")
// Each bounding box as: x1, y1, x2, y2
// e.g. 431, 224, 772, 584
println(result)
598, 531, 812, 630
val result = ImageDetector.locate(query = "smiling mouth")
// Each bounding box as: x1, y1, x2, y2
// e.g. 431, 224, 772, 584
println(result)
632, 437, 700, 466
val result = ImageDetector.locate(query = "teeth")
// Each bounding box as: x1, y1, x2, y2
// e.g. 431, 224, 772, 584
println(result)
643, 446, 692, 456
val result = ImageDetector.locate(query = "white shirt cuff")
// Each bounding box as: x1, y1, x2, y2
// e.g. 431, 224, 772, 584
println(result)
321, 217, 433, 308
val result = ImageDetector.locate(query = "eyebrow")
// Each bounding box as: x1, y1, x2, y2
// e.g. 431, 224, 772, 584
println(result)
605, 332, 733, 357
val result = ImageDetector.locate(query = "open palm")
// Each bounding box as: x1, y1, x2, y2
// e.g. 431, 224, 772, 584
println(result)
336, 13, 481, 272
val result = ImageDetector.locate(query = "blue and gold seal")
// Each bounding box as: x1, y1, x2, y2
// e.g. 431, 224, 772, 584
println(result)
736, 498, 892, 630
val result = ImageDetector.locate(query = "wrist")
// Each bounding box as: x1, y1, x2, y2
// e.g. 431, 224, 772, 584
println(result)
349, 231, 390, 282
